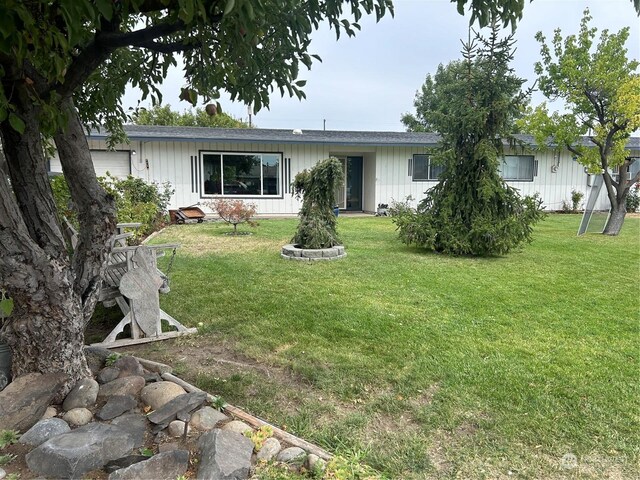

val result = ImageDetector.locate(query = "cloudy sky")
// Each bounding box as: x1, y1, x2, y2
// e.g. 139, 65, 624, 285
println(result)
123, 0, 640, 132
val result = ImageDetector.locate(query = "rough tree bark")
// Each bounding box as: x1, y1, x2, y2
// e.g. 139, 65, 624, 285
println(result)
601, 157, 638, 236
0, 89, 116, 400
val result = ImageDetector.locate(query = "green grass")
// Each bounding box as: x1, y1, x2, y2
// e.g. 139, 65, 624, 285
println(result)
141, 215, 639, 479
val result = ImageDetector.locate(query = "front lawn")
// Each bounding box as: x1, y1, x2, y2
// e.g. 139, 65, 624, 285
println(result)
132, 215, 638, 479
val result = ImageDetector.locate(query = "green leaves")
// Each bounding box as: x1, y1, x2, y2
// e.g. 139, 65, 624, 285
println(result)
8, 113, 25, 134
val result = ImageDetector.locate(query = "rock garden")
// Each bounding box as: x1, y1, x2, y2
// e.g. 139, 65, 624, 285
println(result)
0, 347, 329, 480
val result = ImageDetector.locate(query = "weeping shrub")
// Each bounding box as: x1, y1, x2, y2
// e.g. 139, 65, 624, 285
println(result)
292, 157, 344, 249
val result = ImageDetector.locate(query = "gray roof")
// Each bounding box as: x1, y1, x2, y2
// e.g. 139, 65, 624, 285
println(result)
89, 125, 640, 150
91, 125, 441, 147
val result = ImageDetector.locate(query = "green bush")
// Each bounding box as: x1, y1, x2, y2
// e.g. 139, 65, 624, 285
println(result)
626, 182, 640, 213
51, 173, 174, 241
292, 157, 344, 249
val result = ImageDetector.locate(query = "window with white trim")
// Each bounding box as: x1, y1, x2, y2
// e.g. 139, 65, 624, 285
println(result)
500, 155, 535, 181
201, 152, 281, 196
412, 154, 444, 181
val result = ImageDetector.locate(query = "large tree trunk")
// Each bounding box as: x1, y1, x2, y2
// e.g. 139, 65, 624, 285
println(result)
602, 171, 629, 236
603, 202, 627, 235
0, 89, 116, 402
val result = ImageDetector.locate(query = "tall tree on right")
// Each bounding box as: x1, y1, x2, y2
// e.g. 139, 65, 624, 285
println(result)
520, 9, 640, 235
396, 23, 545, 256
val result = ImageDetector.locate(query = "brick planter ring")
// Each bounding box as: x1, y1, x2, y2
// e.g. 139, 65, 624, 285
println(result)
281, 244, 346, 261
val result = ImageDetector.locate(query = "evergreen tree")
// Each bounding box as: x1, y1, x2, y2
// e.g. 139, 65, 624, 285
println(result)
395, 23, 545, 256
292, 158, 344, 249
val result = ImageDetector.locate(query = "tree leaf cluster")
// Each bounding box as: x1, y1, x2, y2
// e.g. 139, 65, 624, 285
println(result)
519, 8, 640, 234
292, 157, 344, 249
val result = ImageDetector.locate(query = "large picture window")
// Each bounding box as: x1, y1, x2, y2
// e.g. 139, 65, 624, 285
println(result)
201, 152, 281, 196
412, 154, 444, 181
500, 155, 535, 181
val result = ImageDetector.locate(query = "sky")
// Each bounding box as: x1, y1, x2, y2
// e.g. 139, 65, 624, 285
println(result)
122, 0, 640, 132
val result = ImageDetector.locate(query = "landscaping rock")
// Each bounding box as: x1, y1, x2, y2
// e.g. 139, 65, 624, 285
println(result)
42, 406, 57, 419
305, 453, 326, 473
158, 442, 180, 453
62, 377, 99, 411
168, 420, 189, 438
114, 356, 145, 378
190, 406, 228, 431
19, 418, 71, 447
104, 454, 150, 473
147, 391, 207, 425
108, 450, 189, 480
97, 395, 138, 420
0, 467, 5, 479
84, 346, 112, 375
97, 366, 121, 384
222, 420, 253, 435
98, 375, 146, 398
0, 372, 68, 432
256, 437, 281, 461
63, 407, 93, 426
197, 429, 253, 480
140, 381, 186, 411
277, 446, 306, 464
25, 423, 135, 479
111, 414, 148, 448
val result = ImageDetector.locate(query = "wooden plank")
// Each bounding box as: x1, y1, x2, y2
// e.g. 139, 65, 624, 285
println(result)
134, 357, 173, 374
111, 244, 181, 254
161, 372, 333, 461
91, 329, 197, 348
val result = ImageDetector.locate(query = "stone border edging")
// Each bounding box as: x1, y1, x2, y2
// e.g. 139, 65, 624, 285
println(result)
132, 356, 333, 461
281, 244, 346, 261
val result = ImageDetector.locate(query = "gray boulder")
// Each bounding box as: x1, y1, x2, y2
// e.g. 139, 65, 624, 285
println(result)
104, 455, 150, 473
62, 377, 99, 411
62, 407, 93, 426
25, 423, 135, 479
97, 395, 138, 421
221, 420, 252, 435
97, 366, 121, 384
190, 406, 228, 431
276, 446, 306, 464
0, 372, 68, 432
110, 414, 148, 448
108, 450, 189, 480
256, 437, 281, 461
84, 346, 112, 375
98, 376, 146, 398
19, 418, 71, 447
113, 356, 145, 378
140, 381, 185, 411
197, 429, 253, 480
147, 392, 207, 425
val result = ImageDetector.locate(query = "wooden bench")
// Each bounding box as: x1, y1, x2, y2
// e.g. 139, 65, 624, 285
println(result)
91, 224, 197, 348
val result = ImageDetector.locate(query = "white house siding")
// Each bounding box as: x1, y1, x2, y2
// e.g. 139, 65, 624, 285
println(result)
50, 149, 131, 178
373, 146, 617, 212
81, 137, 637, 215
88, 138, 334, 215
375, 146, 431, 208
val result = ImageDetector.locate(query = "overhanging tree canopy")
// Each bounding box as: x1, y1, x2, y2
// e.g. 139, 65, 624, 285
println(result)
0, 0, 541, 400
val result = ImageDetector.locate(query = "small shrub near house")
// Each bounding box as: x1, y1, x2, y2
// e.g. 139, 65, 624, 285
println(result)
626, 182, 640, 213
206, 199, 258, 235
561, 188, 584, 213
51, 174, 173, 241
292, 157, 344, 249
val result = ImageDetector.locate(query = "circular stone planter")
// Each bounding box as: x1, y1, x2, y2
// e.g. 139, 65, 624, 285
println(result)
281, 244, 346, 261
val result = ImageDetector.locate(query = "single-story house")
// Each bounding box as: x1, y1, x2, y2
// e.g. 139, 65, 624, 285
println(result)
49, 125, 640, 215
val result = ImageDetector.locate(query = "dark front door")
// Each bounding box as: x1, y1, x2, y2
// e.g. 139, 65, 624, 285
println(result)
345, 156, 363, 211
